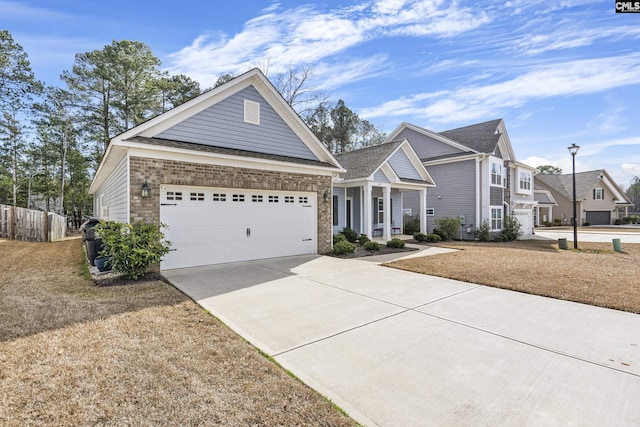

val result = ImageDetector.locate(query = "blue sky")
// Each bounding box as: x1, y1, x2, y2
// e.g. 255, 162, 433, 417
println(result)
2, 0, 639, 188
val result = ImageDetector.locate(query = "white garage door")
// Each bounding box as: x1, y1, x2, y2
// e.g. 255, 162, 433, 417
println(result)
513, 209, 533, 237
160, 185, 316, 270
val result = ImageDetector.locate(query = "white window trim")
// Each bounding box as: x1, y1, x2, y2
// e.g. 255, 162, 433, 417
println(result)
517, 169, 532, 194
376, 198, 384, 224
426, 208, 435, 216
490, 161, 503, 187
594, 188, 604, 200
491, 207, 503, 231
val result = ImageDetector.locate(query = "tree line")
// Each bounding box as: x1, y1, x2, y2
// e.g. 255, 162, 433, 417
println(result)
0, 30, 385, 221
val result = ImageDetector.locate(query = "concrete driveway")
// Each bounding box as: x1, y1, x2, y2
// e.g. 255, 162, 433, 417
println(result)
163, 254, 640, 426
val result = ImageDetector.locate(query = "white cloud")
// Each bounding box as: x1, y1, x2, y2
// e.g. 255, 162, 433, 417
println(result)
622, 164, 640, 179
509, 26, 640, 56
165, 0, 490, 86
361, 54, 640, 124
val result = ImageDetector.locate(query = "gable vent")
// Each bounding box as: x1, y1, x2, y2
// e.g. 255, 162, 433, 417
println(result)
244, 100, 260, 125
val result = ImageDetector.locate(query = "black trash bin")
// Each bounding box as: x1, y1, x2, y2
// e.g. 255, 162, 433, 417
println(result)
80, 218, 102, 266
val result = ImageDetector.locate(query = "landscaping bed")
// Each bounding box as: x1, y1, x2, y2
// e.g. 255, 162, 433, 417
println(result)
327, 243, 418, 259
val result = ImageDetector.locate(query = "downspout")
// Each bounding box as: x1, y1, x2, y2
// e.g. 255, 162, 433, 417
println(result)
476, 154, 488, 228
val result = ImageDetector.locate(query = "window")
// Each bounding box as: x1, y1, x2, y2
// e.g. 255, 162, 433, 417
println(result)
232, 194, 245, 202
212, 193, 226, 202
190, 192, 204, 201
299, 196, 309, 204
594, 188, 604, 200
402, 208, 412, 216
268, 195, 279, 203
252, 195, 263, 203
491, 208, 503, 230
519, 171, 532, 192
332, 195, 338, 226
377, 198, 384, 224
426, 208, 435, 216
166, 191, 182, 201
285, 196, 294, 203
491, 162, 503, 186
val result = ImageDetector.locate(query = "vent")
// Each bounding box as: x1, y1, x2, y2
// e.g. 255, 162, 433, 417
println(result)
244, 100, 260, 125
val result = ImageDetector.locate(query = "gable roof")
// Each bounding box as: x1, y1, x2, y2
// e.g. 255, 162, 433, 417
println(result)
534, 190, 558, 205
438, 119, 503, 154
334, 140, 435, 185
535, 170, 632, 204
335, 141, 403, 180
90, 69, 343, 193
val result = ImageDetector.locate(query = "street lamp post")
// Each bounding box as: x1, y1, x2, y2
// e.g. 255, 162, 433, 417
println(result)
568, 143, 580, 249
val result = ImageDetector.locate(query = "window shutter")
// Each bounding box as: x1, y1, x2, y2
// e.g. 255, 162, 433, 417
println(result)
593, 189, 596, 199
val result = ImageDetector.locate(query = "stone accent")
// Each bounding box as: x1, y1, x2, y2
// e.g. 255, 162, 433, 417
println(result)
129, 157, 333, 254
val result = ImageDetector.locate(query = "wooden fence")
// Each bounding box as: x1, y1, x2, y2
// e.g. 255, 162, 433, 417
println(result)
0, 204, 67, 242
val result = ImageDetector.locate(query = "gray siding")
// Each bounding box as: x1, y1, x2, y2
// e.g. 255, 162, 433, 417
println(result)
95, 154, 129, 222
397, 128, 465, 160
347, 187, 361, 234
402, 191, 420, 218
391, 191, 402, 229
156, 86, 318, 161
373, 169, 390, 183
426, 160, 477, 239
490, 187, 503, 206
332, 188, 346, 234
388, 148, 422, 180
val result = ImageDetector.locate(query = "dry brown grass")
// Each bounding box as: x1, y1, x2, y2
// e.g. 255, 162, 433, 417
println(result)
0, 238, 355, 426
387, 239, 640, 313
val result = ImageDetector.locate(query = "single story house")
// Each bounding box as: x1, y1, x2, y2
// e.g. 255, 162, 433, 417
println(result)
332, 140, 435, 240
534, 170, 633, 225
89, 69, 345, 270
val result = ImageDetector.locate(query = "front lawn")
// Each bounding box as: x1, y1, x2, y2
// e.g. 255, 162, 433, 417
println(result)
386, 239, 640, 313
0, 238, 355, 426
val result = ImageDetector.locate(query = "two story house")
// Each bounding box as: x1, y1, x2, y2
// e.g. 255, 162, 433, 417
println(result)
387, 119, 537, 239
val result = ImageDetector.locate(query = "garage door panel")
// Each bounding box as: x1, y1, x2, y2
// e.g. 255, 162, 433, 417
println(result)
160, 186, 316, 269
585, 211, 610, 225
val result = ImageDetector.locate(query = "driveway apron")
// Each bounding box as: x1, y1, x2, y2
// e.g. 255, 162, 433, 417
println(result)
163, 254, 640, 427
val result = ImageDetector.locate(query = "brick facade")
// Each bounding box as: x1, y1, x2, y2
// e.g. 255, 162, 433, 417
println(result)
129, 156, 333, 254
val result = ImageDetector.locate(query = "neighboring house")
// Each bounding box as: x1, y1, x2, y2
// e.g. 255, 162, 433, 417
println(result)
534, 170, 633, 225
533, 189, 559, 226
332, 140, 435, 240
386, 119, 537, 239
89, 69, 344, 270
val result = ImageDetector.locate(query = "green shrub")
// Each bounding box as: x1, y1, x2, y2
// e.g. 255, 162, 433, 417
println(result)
333, 240, 356, 255
435, 217, 462, 241
542, 221, 552, 227
333, 233, 347, 245
413, 232, 428, 242
403, 216, 420, 235
363, 241, 381, 251
96, 220, 171, 280
386, 238, 406, 248
426, 233, 441, 242
497, 215, 522, 242
432, 227, 447, 240
552, 218, 563, 226
358, 233, 370, 245
582, 221, 591, 226
628, 214, 639, 224
341, 227, 358, 243
474, 220, 492, 242
614, 219, 622, 225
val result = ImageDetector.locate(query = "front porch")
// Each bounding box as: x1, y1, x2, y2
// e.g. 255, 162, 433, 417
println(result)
332, 184, 427, 241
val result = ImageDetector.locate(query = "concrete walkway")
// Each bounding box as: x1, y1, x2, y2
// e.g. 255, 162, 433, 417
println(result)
163, 253, 640, 426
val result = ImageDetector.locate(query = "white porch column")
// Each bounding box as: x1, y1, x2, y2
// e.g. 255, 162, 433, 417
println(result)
419, 188, 427, 234
535, 206, 540, 226
363, 184, 372, 237
383, 185, 391, 240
